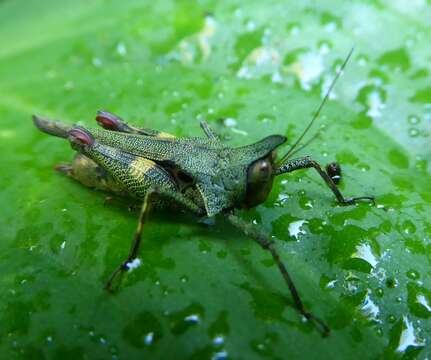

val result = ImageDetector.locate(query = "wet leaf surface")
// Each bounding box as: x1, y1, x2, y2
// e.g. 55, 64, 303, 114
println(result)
0, 0, 430, 359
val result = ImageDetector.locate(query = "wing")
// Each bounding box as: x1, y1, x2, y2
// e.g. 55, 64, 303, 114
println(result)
86, 128, 228, 177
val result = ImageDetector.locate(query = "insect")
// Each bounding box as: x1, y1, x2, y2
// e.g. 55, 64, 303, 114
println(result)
33, 49, 374, 336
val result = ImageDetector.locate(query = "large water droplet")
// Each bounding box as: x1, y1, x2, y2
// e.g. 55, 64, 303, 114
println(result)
396, 317, 424, 352
288, 220, 308, 239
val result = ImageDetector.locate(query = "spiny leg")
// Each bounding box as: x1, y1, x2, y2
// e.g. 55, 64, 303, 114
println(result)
275, 156, 374, 205
97, 111, 220, 140
226, 213, 330, 336
105, 190, 155, 291
199, 120, 219, 140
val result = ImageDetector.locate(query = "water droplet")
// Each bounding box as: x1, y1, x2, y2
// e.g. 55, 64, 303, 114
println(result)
416, 294, 431, 312
246, 20, 256, 32
361, 292, 380, 319
407, 115, 420, 125
366, 91, 385, 118
402, 220, 416, 234
276, 193, 289, 206
396, 316, 424, 352
144, 332, 154, 345
234, 8, 243, 18
212, 350, 229, 360
388, 314, 397, 323
319, 42, 330, 55
288, 51, 324, 91
213, 335, 224, 346
358, 56, 368, 67
406, 269, 420, 280
353, 243, 378, 268
288, 220, 308, 239
180, 275, 188, 283
376, 327, 384, 337
184, 314, 200, 323
290, 26, 300, 35
116, 42, 127, 57
326, 279, 337, 289
324, 22, 337, 32
408, 128, 420, 137
375, 287, 384, 297
271, 70, 282, 83
224, 118, 237, 127
304, 200, 313, 209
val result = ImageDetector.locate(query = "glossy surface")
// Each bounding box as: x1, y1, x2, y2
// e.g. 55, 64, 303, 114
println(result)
0, 0, 430, 359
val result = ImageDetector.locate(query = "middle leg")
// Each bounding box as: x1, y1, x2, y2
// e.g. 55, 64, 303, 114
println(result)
105, 186, 204, 291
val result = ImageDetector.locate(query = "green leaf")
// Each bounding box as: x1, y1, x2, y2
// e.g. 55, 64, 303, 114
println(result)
0, 0, 430, 359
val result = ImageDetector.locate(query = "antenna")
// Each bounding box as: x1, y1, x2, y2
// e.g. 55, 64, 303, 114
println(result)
277, 47, 354, 165
284, 128, 321, 159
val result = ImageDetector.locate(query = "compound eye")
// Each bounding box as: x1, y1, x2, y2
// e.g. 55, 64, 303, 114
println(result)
246, 158, 274, 208
249, 159, 272, 183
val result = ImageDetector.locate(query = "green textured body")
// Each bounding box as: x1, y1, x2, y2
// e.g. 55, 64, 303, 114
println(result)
34, 114, 286, 216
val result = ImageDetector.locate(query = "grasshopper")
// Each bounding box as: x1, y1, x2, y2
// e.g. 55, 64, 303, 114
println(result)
33, 49, 374, 336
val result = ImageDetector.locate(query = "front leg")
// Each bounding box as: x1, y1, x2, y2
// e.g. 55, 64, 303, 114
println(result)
275, 156, 374, 205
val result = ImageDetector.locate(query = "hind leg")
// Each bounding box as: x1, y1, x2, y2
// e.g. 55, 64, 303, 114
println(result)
95, 110, 175, 138
56, 153, 126, 195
